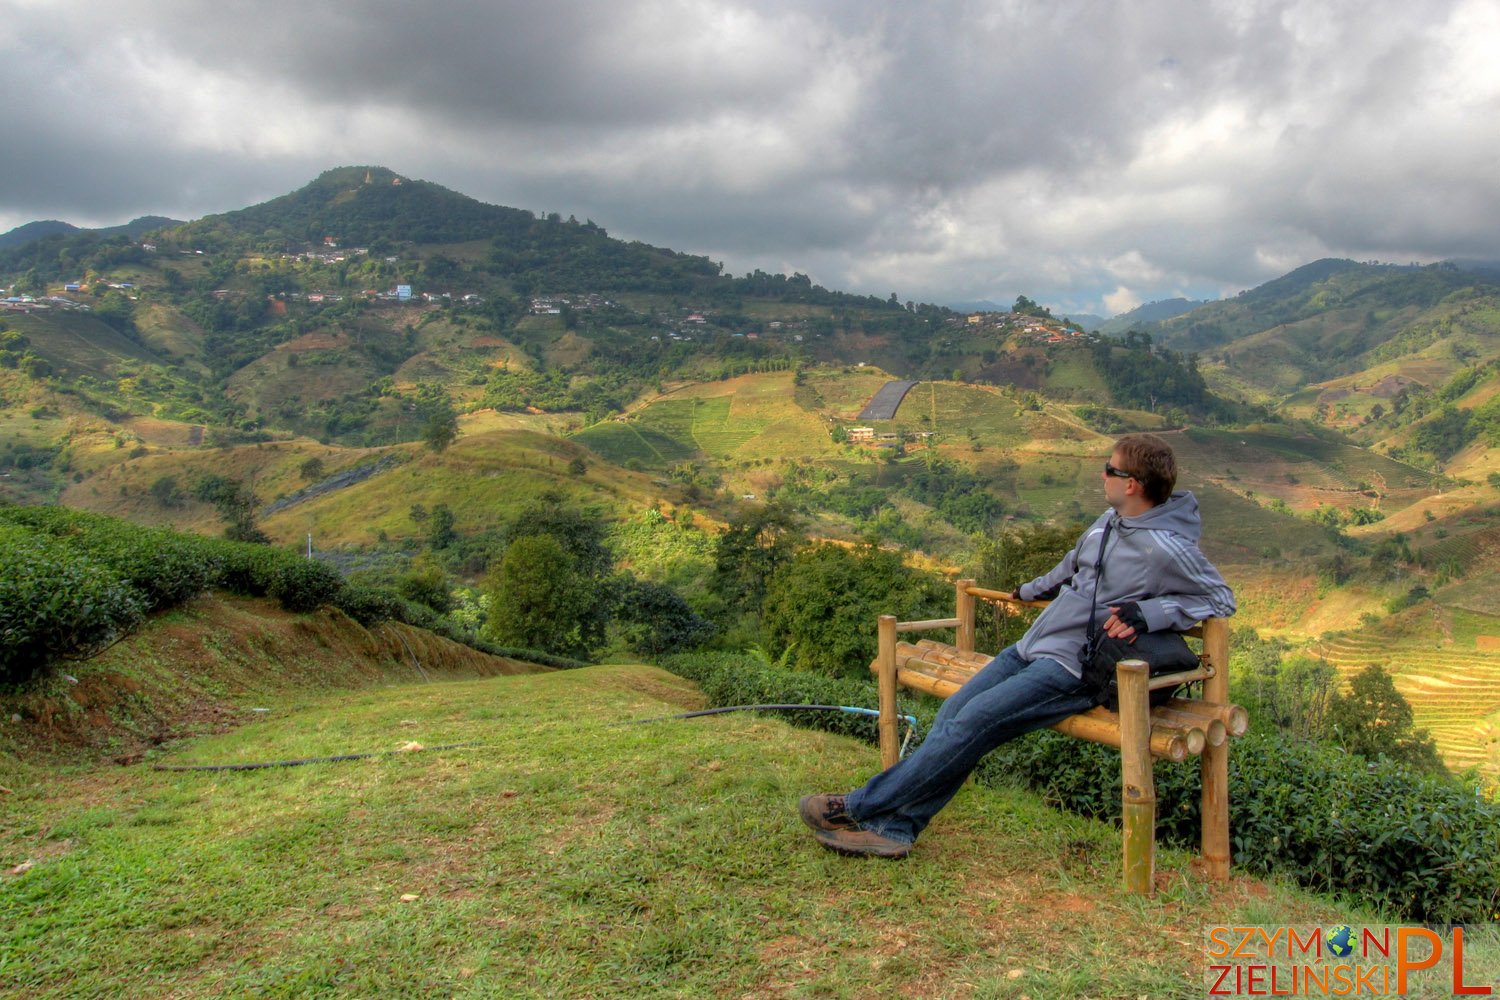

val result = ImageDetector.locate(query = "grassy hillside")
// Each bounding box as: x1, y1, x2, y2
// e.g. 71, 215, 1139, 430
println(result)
1170, 425, 1439, 515
0, 592, 549, 765
9, 659, 1471, 998
4, 310, 164, 378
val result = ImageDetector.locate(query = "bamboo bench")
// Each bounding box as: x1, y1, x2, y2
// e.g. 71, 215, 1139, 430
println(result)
870, 579, 1245, 894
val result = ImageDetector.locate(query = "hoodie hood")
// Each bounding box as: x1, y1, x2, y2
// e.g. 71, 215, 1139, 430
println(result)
1118, 490, 1201, 543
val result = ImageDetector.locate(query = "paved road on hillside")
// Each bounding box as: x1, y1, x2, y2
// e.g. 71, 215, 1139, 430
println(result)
858, 380, 919, 420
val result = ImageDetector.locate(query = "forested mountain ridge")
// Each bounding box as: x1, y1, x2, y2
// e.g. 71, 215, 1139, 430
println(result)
0, 215, 181, 252
1149, 258, 1500, 398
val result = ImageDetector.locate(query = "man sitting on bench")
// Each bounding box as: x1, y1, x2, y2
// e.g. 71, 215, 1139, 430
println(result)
800, 433, 1237, 858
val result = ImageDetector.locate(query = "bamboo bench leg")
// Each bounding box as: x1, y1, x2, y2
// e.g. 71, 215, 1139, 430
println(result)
1116, 659, 1155, 895
1200, 618, 1232, 880
877, 615, 900, 769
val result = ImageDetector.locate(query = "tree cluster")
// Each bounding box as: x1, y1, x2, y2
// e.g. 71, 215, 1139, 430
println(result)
1089, 331, 1225, 421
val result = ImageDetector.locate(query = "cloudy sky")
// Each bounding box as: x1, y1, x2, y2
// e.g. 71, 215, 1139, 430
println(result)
4, 0, 1499, 316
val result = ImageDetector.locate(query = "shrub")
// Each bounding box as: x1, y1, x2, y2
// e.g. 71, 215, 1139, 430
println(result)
985, 729, 1498, 923
0, 505, 219, 610
266, 558, 345, 613
760, 542, 948, 677
484, 534, 598, 660
335, 585, 404, 627
395, 563, 453, 614
614, 577, 714, 657
0, 524, 144, 683
214, 540, 287, 597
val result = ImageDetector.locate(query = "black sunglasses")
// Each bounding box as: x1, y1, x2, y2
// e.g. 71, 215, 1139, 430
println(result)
1103, 462, 1134, 479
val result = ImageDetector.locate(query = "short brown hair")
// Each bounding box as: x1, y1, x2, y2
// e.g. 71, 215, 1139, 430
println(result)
1113, 433, 1176, 505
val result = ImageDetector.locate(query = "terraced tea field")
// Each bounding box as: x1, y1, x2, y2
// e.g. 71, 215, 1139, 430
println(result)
1172, 426, 1438, 514
1420, 521, 1500, 575
1310, 618, 1500, 777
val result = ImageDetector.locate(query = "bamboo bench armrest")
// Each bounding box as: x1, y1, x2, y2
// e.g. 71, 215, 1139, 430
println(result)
965, 586, 1052, 609
958, 586, 1212, 638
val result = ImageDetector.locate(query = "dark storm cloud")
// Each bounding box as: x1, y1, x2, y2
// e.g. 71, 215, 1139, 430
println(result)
3, 0, 1498, 313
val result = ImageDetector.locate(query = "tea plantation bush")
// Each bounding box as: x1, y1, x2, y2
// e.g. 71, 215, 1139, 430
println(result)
0, 504, 352, 673
659, 652, 1500, 923
266, 558, 345, 613
215, 540, 289, 597
981, 728, 1500, 924
0, 523, 144, 683
1, 503, 588, 678
336, 584, 407, 627
0, 505, 219, 610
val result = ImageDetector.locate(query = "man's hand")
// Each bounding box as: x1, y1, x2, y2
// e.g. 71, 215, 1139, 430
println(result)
1104, 602, 1149, 639
1102, 608, 1138, 640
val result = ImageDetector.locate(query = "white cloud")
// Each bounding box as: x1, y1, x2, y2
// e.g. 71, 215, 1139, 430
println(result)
2, 0, 1497, 314
1104, 286, 1143, 316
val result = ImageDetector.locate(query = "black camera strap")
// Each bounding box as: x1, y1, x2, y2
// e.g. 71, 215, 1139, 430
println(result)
1083, 516, 1115, 649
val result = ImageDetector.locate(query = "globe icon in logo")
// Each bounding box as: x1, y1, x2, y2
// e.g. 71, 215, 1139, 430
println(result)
1326, 924, 1355, 959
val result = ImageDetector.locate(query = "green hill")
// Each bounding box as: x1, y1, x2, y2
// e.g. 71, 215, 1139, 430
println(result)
1152, 259, 1500, 402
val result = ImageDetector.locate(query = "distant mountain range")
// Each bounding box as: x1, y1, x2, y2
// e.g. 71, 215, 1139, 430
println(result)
0, 216, 182, 251
1095, 298, 1208, 334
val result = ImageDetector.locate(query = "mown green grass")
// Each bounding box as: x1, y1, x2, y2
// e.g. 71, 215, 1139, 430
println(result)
3, 665, 1444, 999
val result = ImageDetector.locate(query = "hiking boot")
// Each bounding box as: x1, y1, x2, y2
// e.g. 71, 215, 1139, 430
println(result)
799, 793, 856, 833
813, 825, 912, 859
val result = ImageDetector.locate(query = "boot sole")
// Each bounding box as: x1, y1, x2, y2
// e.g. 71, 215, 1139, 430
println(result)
813, 827, 911, 859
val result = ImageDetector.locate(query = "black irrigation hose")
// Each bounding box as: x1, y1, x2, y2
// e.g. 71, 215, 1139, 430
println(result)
151, 742, 485, 773
613, 703, 922, 757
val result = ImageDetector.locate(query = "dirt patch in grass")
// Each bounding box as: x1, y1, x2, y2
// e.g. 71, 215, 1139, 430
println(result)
279, 330, 352, 352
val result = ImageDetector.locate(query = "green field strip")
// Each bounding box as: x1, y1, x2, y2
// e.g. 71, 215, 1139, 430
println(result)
625, 421, 668, 461
574, 411, 701, 467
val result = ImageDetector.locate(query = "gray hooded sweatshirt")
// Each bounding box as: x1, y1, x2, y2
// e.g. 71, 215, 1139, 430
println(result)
1013, 491, 1236, 678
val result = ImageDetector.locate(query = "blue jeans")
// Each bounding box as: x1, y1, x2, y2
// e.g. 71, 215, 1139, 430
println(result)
844, 645, 1097, 844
